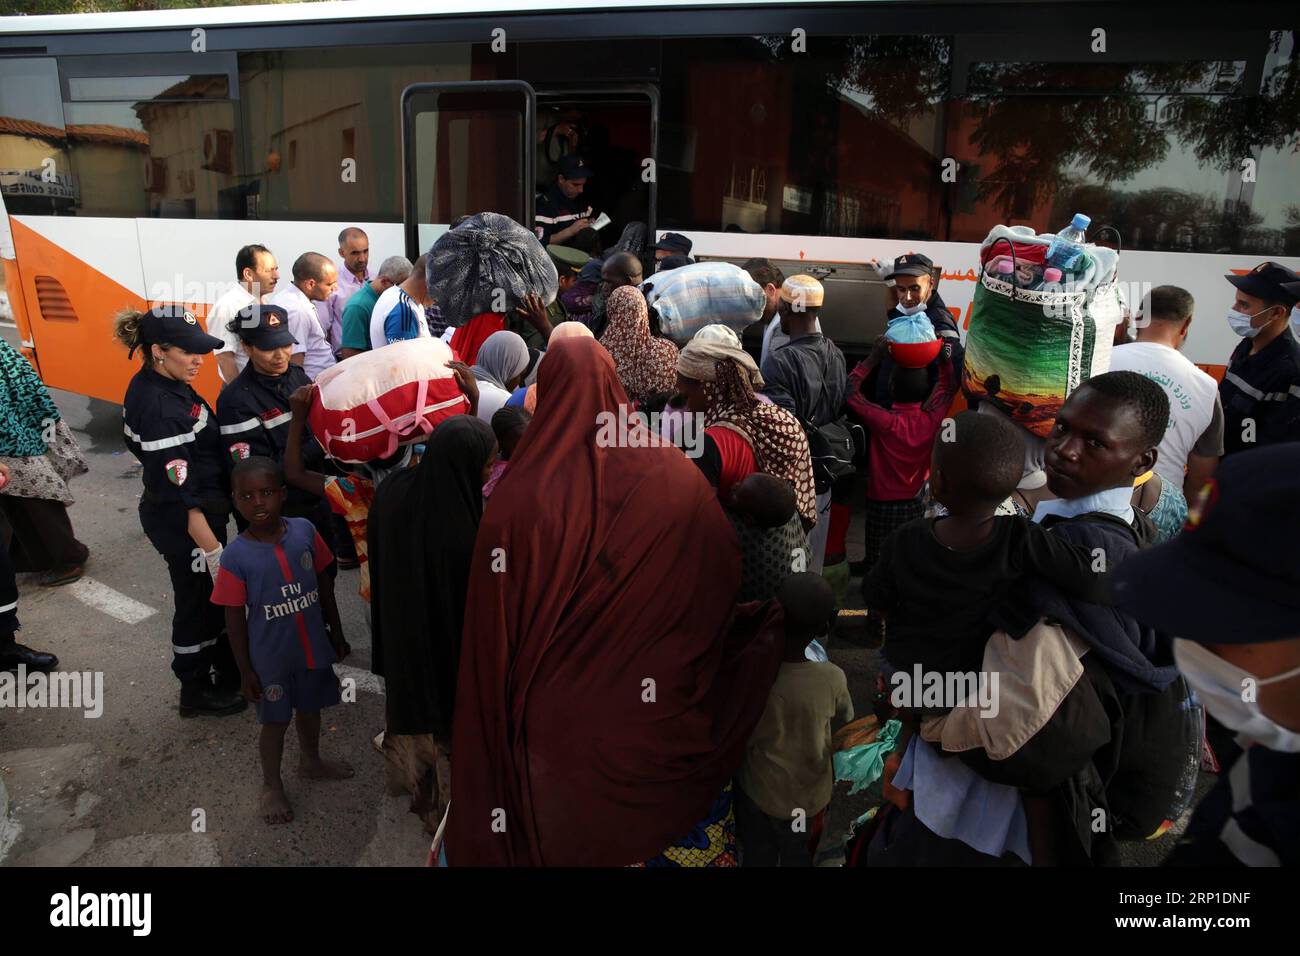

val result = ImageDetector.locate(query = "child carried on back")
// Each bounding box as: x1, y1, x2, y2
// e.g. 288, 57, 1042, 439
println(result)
862, 411, 1110, 709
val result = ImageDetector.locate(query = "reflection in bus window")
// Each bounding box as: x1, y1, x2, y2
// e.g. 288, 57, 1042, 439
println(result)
656, 31, 1299, 255
658, 35, 952, 240
0, 58, 72, 216
238, 45, 487, 222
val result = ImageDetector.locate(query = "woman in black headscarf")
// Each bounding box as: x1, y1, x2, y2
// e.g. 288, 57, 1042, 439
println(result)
367, 414, 498, 831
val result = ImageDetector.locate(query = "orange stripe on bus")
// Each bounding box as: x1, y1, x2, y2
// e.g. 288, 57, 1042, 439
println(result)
10, 218, 220, 406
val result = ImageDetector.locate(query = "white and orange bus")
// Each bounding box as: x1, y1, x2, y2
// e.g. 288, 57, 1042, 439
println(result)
1, 0, 1297, 405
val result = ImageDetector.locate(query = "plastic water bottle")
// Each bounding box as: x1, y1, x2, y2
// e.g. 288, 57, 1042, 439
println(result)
995, 258, 1016, 284
1046, 213, 1090, 272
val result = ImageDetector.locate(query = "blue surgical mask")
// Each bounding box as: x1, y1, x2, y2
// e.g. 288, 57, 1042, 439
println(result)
1290, 305, 1300, 342
1227, 305, 1274, 338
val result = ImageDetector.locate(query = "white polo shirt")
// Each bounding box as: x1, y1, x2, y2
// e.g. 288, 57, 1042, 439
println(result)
206, 284, 256, 382
269, 282, 337, 380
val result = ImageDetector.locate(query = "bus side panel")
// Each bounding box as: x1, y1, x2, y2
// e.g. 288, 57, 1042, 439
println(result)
2, 256, 34, 348
687, 231, 1289, 378
11, 215, 151, 405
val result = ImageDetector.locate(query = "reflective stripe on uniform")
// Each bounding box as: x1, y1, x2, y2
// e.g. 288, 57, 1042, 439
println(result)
261, 411, 292, 429
1224, 370, 1290, 403
0, 599, 17, 614
219, 411, 292, 435
219, 417, 261, 435
1219, 754, 1282, 866
124, 406, 210, 451
534, 207, 592, 226
173, 637, 218, 654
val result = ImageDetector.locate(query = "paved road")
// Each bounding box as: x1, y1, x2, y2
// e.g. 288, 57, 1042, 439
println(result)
0, 329, 1198, 867
1, 335, 428, 866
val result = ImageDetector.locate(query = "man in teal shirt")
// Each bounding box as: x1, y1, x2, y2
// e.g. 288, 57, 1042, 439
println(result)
339, 255, 411, 358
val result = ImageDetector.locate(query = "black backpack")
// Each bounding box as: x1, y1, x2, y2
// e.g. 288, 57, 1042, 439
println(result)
805, 416, 863, 494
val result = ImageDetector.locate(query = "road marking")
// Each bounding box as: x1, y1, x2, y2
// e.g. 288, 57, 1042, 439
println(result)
334, 663, 383, 695
69, 578, 157, 625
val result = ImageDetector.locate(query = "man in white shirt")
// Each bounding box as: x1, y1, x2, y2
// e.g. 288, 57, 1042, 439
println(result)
207, 244, 279, 385
1108, 285, 1223, 501
269, 252, 338, 380
315, 226, 372, 353
369, 253, 431, 348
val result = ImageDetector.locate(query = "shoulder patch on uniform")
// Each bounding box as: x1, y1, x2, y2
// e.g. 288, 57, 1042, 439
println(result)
165, 459, 188, 485
229, 442, 251, 462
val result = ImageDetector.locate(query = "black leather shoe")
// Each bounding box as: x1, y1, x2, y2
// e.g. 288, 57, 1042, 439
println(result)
0, 642, 59, 673
179, 683, 247, 718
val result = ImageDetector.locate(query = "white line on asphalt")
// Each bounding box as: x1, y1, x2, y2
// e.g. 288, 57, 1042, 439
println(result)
69, 577, 157, 625
334, 663, 384, 695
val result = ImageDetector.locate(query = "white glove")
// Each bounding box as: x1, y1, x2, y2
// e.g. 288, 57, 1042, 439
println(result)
203, 545, 223, 584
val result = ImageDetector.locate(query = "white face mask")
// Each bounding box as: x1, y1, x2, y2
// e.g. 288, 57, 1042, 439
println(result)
896, 299, 928, 316
1226, 305, 1274, 338
1173, 639, 1300, 752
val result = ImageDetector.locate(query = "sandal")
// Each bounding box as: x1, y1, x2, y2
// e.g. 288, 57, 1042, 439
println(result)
39, 565, 84, 587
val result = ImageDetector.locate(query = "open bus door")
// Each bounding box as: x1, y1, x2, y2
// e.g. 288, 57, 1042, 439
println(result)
401, 81, 536, 261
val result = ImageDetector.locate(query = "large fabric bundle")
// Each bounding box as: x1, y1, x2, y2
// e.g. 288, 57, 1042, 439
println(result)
425, 212, 559, 330
308, 337, 468, 463
963, 226, 1123, 438
642, 260, 765, 345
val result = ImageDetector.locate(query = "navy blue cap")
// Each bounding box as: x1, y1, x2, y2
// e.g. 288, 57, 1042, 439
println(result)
1225, 261, 1300, 307
1110, 443, 1300, 644
654, 232, 693, 255
556, 154, 593, 180
231, 303, 297, 350
887, 252, 934, 278
578, 257, 604, 284
135, 304, 223, 357
656, 254, 693, 272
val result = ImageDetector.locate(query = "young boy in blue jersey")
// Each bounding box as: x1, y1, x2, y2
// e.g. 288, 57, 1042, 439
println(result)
212, 456, 353, 825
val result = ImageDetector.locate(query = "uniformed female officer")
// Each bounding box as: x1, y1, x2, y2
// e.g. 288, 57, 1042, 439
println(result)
115, 305, 246, 718
214, 303, 337, 572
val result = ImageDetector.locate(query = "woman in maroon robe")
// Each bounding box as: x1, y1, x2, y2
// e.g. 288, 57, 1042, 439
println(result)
446, 337, 783, 866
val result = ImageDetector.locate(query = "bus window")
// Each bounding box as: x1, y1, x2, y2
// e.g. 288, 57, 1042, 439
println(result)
54, 55, 238, 220
0, 58, 73, 216
238, 45, 488, 223
656, 34, 952, 240
948, 58, 1255, 253
402, 82, 535, 259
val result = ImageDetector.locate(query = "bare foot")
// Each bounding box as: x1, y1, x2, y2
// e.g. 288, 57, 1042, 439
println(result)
261, 785, 294, 825
298, 756, 355, 780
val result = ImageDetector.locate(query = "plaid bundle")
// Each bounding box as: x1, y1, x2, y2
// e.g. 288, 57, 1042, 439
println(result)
643, 261, 765, 345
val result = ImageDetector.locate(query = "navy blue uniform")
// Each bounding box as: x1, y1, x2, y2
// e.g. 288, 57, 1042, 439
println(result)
215, 362, 337, 558
534, 184, 594, 247
122, 366, 234, 685
1219, 331, 1300, 456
